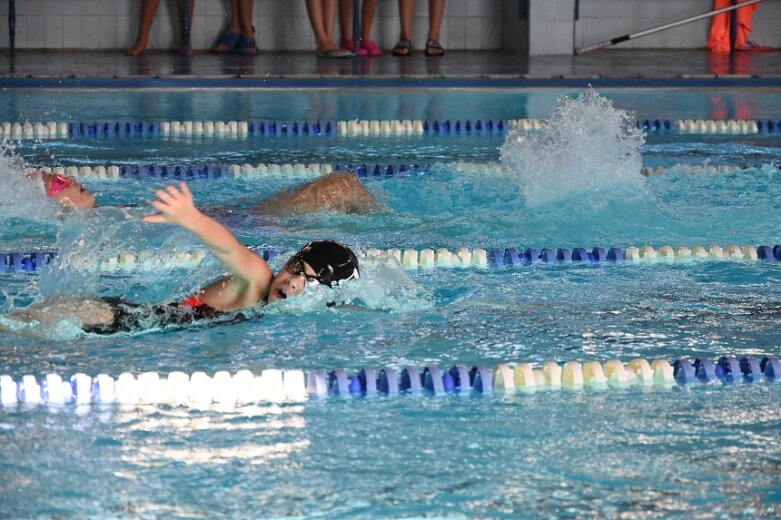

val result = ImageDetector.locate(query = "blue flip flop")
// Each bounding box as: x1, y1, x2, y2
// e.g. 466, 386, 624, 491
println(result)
235, 37, 259, 56
214, 30, 241, 54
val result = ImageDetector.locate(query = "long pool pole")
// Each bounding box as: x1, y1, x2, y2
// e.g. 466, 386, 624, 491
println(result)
729, 0, 738, 56
9, 0, 15, 57
181, 0, 190, 54
352, 0, 361, 57
576, 0, 764, 54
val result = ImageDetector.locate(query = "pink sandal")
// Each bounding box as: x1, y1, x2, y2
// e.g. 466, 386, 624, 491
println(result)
360, 39, 383, 57
341, 40, 368, 57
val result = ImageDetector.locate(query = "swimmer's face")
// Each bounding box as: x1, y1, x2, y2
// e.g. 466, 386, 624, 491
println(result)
43, 173, 96, 209
267, 257, 318, 303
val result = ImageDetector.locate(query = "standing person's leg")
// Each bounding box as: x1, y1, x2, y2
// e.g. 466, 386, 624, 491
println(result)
234, 0, 258, 55
306, 0, 351, 57
306, 0, 333, 51
424, 0, 445, 56
338, 0, 365, 55
214, 0, 242, 53
339, 0, 380, 56
734, 2, 770, 50
392, 0, 415, 56
338, 0, 356, 48
236, 0, 254, 39
127, 0, 162, 56
322, 0, 338, 46
360, 0, 382, 56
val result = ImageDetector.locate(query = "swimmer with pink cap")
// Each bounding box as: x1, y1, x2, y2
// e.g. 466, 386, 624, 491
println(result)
36, 171, 97, 209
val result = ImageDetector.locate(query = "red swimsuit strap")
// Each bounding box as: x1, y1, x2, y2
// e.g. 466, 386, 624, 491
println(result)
178, 294, 207, 308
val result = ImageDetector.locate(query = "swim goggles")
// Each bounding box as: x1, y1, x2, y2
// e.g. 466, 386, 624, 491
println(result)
284, 255, 327, 288
47, 174, 72, 197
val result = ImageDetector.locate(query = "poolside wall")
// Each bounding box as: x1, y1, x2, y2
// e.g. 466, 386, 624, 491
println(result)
0, 0, 779, 55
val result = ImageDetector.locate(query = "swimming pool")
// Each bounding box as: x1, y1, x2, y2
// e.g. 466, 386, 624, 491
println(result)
1, 87, 780, 518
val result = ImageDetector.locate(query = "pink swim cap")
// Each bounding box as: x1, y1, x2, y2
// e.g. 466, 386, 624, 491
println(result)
47, 174, 71, 197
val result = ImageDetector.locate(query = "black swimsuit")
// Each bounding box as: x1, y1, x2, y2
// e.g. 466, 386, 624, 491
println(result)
82, 297, 244, 335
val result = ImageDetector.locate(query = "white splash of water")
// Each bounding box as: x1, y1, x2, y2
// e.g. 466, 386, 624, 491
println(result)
499, 88, 645, 207
264, 253, 433, 314
0, 144, 62, 220
40, 206, 219, 302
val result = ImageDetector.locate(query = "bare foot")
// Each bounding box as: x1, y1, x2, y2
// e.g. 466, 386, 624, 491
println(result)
127, 39, 147, 56
213, 41, 233, 53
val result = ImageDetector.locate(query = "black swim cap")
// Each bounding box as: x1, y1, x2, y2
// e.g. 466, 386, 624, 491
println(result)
293, 240, 359, 288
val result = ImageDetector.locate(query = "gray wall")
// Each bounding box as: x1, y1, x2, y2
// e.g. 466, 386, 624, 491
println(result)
501, 0, 528, 54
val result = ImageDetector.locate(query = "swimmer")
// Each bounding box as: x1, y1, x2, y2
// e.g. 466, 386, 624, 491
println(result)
2, 182, 360, 335
31, 170, 379, 215
37, 171, 97, 209
257, 171, 383, 215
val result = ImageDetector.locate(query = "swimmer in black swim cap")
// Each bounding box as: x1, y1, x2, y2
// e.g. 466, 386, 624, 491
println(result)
1, 183, 361, 336
267, 240, 359, 302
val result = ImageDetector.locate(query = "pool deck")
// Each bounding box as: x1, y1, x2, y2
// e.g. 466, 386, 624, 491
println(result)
2, 49, 780, 88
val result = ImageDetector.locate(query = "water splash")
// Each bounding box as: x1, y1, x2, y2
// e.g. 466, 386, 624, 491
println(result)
0, 144, 62, 221
499, 88, 645, 207
265, 253, 432, 314
39, 206, 220, 302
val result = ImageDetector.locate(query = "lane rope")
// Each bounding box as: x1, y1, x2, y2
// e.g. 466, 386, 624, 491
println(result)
4, 244, 781, 272
4, 118, 780, 140
1, 119, 537, 140
1, 356, 778, 408
29, 162, 775, 182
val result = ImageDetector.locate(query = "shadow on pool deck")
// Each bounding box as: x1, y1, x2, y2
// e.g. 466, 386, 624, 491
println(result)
0, 49, 779, 85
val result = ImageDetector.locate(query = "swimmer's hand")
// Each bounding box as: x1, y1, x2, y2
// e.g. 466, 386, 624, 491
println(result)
141, 182, 202, 229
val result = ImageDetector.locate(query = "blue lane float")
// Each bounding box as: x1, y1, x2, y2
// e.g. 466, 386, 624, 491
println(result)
0, 252, 56, 272
716, 356, 742, 383
673, 359, 696, 384
1, 355, 778, 409
740, 357, 762, 382
694, 358, 718, 382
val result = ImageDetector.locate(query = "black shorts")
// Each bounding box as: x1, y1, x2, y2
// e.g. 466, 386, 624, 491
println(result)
82, 297, 243, 335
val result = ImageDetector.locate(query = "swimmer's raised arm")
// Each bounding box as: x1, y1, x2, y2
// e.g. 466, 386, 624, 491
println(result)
142, 182, 274, 301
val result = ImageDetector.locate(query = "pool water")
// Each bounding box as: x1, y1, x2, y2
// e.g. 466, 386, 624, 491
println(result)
0, 88, 780, 518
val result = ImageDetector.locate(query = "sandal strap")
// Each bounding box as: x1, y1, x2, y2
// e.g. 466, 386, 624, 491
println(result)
425, 39, 443, 50
219, 30, 241, 47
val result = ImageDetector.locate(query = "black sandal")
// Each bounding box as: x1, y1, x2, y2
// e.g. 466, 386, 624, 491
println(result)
392, 39, 413, 57
424, 39, 445, 57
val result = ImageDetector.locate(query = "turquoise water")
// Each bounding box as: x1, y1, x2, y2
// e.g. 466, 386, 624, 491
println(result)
0, 88, 780, 518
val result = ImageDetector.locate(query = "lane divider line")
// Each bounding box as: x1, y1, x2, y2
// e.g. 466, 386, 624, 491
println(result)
6, 118, 780, 140
29, 162, 778, 182
1, 356, 777, 408
3, 244, 781, 273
